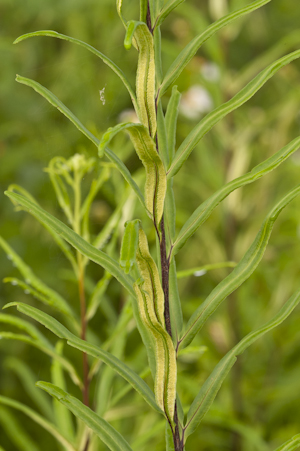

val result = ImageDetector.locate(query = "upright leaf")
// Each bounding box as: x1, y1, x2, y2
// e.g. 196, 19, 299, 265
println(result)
165, 86, 181, 162
119, 220, 141, 273
184, 286, 300, 439
125, 21, 157, 137
154, 0, 186, 29
168, 50, 300, 177
159, 0, 272, 99
179, 184, 300, 349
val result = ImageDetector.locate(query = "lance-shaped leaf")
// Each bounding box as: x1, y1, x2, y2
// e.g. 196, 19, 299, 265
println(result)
9, 303, 161, 414
168, 50, 300, 178
0, 235, 74, 318
99, 123, 166, 225
15, 75, 145, 210
14, 31, 138, 113
274, 434, 300, 451
165, 86, 181, 162
184, 286, 300, 439
134, 283, 176, 423
37, 382, 133, 451
119, 220, 141, 273
125, 22, 156, 137
5, 191, 135, 298
179, 184, 300, 349
0, 313, 51, 347
0, 396, 76, 451
117, 0, 127, 27
154, 0, 186, 29
159, 0, 272, 99
172, 136, 300, 257
140, 0, 148, 23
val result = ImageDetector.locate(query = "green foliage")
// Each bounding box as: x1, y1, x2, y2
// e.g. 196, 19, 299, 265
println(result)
1, 1, 300, 450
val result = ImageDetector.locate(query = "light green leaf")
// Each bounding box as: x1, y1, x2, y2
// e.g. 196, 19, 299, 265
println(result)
168, 50, 300, 178
51, 341, 75, 442
9, 303, 161, 414
117, 0, 127, 27
169, 259, 183, 343
184, 286, 300, 439
14, 31, 138, 112
177, 262, 237, 279
125, 21, 156, 137
159, 0, 272, 99
0, 235, 74, 318
156, 101, 169, 167
15, 75, 145, 209
0, 312, 51, 347
172, 136, 300, 257
37, 382, 133, 451
0, 396, 76, 451
98, 123, 166, 225
274, 434, 300, 451
154, 0, 186, 29
5, 191, 135, 298
140, 0, 148, 22
179, 184, 300, 349
86, 272, 112, 321
119, 220, 141, 273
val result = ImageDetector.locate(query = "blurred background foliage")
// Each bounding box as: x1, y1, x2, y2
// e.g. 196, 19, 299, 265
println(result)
1, 0, 300, 450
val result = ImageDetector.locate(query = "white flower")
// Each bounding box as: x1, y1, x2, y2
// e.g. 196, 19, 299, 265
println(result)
179, 85, 213, 120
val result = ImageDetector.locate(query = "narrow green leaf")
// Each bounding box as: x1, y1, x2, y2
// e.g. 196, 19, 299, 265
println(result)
169, 259, 183, 343
0, 235, 74, 318
172, 136, 300, 257
37, 382, 133, 451
5, 191, 135, 298
51, 341, 75, 442
168, 50, 300, 177
99, 123, 166, 225
154, 0, 186, 29
165, 86, 181, 162
117, 0, 127, 27
14, 31, 138, 112
0, 396, 76, 451
15, 76, 145, 209
159, 0, 272, 99
119, 220, 141, 273
156, 101, 169, 167
0, 406, 39, 451
125, 21, 157, 137
86, 272, 112, 321
140, 0, 148, 22
177, 262, 237, 279
184, 286, 300, 439
10, 303, 161, 414
274, 434, 300, 451
0, 312, 51, 347
179, 184, 300, 349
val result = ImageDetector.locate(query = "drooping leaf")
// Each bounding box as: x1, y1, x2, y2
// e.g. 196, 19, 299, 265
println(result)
168, 50, 300, 178
15, 76, 145, 209
119, 220, 141, 273
172, 136, 300, 257
9, 303, 161, 414
37, 382, 133, 451
0, 396, 76, 451
179, 184, 300, 349
0, 313, 51, 347
159, 0, 272, 99
5, 192, 135, 298
184, 286, 300, 439
14, 31, 138, 112
124, 21, 157, 137
98, 123, 166, 225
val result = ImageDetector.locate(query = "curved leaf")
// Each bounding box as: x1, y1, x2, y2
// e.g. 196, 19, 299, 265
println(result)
14, 31, 138, 112
37, 382, 133, 451
15, 75, 145, 209
179, 184, 300, 349
0, 313, 51, 347
0, 396, 76, 451
168, 50, 300, 178
154, 0, 186, 29
159, 0, 271, 99
5, 191, 135, 298
99, 123, 166, 225
177, 262, 237, 279
9, 303, 161, 414
125, 21, 156, 137
172, 136, 300, 257
274, 434, 300, 451
184, 286, 300, 439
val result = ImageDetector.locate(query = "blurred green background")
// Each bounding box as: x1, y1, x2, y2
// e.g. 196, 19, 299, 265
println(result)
1, 0, 300, 450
